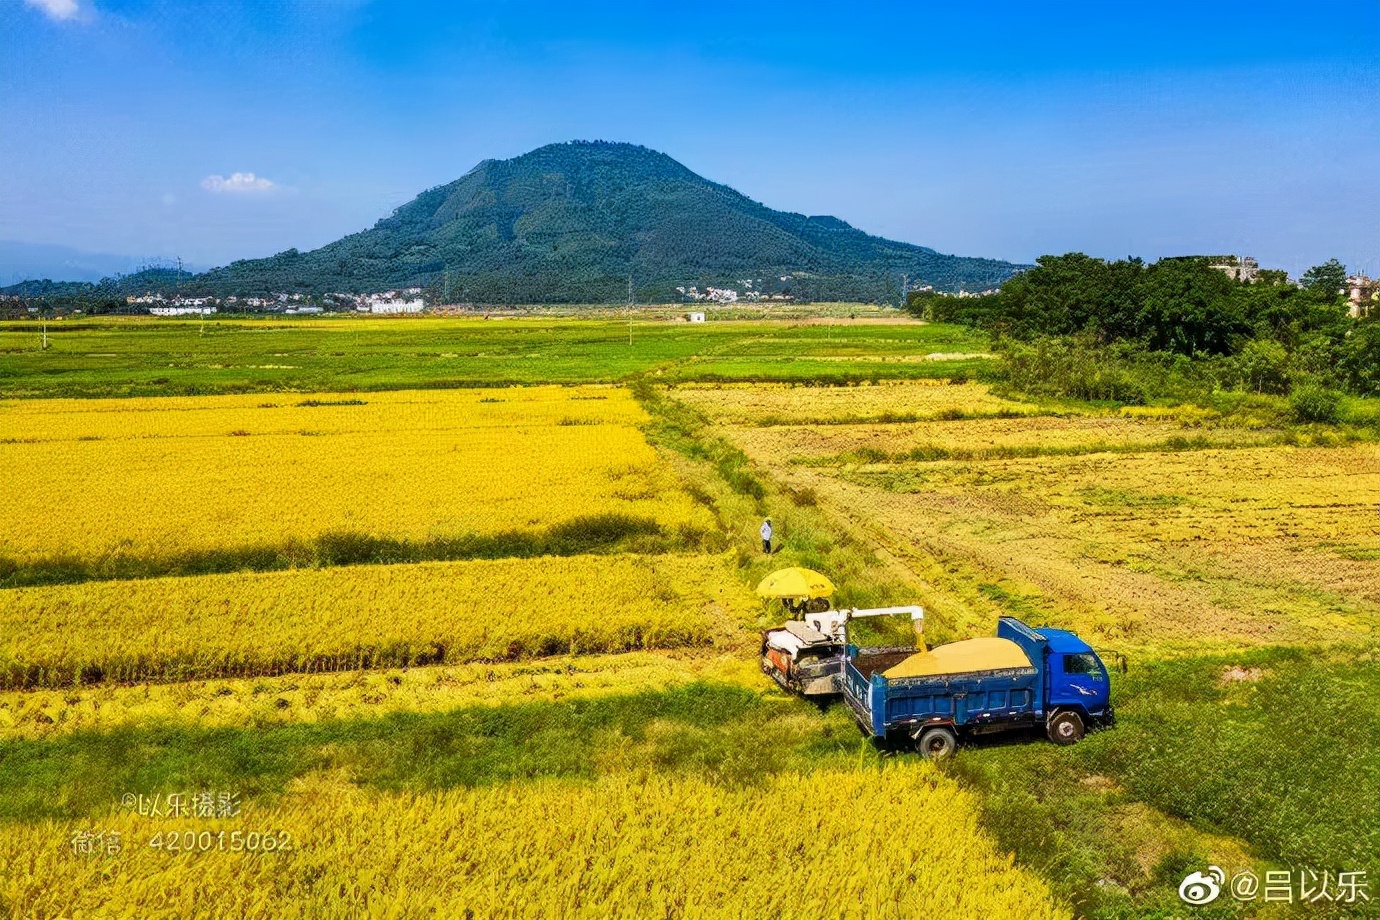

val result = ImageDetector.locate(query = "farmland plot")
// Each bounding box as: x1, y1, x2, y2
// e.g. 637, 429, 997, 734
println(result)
662, 380, 1380, 916
825, 444, 1380, 648
729, 413, 1282, 465
0, 650, 760, 740
0, 767, 1066, 920
2, 316, 1372, 920
673, 379, 1040, 425
0, 553, 751, 688
689, 382, 1378, 648
0, 387, 715, 576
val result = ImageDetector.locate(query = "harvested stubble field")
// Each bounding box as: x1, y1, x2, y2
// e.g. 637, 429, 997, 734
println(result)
687, 381, 1379, 650
826, 444, 1379, 648
731, 413, 1285, 465
672, 378, 1039, 425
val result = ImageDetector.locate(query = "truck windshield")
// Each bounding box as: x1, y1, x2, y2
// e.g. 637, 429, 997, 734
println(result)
1063, 653, 1104, 679
847, 612, 921, 650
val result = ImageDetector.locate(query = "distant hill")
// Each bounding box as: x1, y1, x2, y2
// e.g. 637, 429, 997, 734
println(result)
194, 141, 1024, 302
1, 268, 196, 300
0, 241, 202, 286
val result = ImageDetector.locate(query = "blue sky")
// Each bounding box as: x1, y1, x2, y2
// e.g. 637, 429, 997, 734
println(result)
1, 0, 1376, 278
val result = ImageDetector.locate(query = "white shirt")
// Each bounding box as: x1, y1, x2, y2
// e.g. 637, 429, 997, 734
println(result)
760, 521, 773, 540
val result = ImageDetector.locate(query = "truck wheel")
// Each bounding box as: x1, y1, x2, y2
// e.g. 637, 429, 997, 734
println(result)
916, 726, 957, 760
1047, 711, 1085, 745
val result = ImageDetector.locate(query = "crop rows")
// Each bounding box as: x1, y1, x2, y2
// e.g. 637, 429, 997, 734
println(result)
672, 379, 1040, 425
0, 553, 752, 688
0, 650, 758, 740
0, 385, 644, 441
727, 414, 1283, 466
0, 767, 1066, 920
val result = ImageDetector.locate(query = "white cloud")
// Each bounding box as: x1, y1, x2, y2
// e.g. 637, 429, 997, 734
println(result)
200, 172, 277, 194
25, 0, 82, 21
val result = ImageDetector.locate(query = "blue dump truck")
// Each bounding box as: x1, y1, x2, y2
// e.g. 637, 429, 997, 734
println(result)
840, 615, 1115, 758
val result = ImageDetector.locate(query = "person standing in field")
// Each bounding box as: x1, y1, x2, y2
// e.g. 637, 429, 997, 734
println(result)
761, 518, 773, 554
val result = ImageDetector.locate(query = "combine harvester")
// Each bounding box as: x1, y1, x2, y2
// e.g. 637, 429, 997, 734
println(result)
757, 567, 923, 697
759, 568, 1114, 757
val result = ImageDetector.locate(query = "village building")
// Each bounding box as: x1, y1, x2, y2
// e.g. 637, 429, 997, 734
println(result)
1347, 275, 1377, 318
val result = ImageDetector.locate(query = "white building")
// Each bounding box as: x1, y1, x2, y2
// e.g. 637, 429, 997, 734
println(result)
366, 299, 425, 314
149, 306, 217, 316
687, 312, 706, 323
678, 285, 739, 304
1208, 256, 1260, 283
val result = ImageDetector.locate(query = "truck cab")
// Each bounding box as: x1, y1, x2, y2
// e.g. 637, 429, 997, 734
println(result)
997, 618, 1114, 742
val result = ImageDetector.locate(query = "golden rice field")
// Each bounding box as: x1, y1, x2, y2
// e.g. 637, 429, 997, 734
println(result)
0, 387, 713, 565
0, 767, 1067, 920
0, 650, 759, 740
0, 385, 643, 440
672, 379, 1042, 425
0, 552, 751, 688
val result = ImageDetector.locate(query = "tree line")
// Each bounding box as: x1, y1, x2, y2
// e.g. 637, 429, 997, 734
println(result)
907, 254, 1377, 413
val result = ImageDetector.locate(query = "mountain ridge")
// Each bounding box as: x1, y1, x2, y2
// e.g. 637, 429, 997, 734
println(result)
199, 141, 1023, 302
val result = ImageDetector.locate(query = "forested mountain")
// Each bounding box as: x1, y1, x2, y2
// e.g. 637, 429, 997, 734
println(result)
191, 141, 1023, 302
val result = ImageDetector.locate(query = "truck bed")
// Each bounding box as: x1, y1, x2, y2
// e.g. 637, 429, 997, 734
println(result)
842, 654, 1041, 740
849, 649, 913, 680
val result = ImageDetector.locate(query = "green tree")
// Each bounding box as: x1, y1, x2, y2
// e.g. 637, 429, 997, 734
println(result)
1136, 258, 1242, 356
1338, 319, 1380, 396
1234, 275, 1347, 349
1230, 338, 1291, 394
987, 253, 1143, 340
1300, 259, 1347, 296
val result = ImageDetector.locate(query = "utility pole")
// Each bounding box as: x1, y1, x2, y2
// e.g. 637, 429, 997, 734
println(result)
627, 274, 634, 346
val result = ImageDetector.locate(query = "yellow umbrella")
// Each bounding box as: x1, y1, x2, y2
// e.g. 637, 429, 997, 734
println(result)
755, 567, 836, 600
